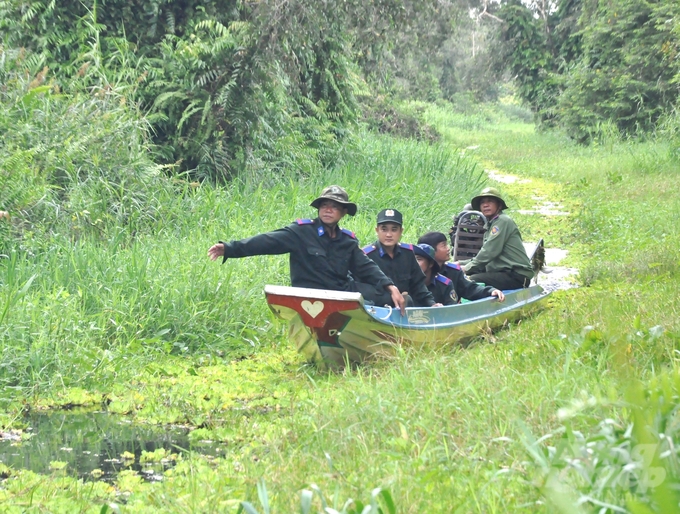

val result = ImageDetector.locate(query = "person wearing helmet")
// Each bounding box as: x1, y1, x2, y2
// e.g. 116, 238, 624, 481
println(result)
208, 185, 406, 314
458, 187, 533, 290
414, 242, 505, 305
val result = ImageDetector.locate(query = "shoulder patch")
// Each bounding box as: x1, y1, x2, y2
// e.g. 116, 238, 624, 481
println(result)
362, 244, 376, 254
296, 218, 314, 225
490, 225, 500, 236
398, 242, 413, 251
435, 274, 452, 285
445, 262, 461, 271
341, 228, 356, 239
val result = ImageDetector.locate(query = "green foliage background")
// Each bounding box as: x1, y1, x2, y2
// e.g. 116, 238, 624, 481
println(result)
495, 0, 680, 141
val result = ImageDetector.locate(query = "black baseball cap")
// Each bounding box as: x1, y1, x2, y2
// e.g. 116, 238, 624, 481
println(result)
376, 209, 403, 226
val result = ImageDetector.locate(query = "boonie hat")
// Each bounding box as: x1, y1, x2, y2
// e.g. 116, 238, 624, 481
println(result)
310, 185, 357, 216
470, 187, 508, 212
376, 209, 403, 226
413, 244, 441, 275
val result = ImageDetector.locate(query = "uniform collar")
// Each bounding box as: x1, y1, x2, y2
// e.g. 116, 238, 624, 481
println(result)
485, 213, 501, 228
315, 217, 341, 238
376, 241, 399, 258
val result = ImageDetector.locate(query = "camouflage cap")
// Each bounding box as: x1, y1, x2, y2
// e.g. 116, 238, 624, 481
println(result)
470, 187, 508, 211
310, 185, 357, 216
413, 243, 441, 275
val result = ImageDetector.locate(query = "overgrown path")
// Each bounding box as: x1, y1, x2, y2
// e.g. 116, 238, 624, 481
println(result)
2, 108, 679, 512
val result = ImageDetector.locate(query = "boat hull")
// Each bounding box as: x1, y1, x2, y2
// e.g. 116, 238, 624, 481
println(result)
265, 285, 550, 367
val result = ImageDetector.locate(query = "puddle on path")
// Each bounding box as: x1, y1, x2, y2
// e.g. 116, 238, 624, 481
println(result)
517, 203, 571, 216
484, 171, 570, 215
524, 243, 579, 293
0, 409, 223, 482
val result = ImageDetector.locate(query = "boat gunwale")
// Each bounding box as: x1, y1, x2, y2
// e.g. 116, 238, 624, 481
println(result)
265, 285, 550, 331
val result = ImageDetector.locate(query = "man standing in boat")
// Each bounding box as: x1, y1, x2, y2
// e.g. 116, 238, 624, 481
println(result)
459, 187, 534, 290
207, 185, 406, 314
417, 232, 505, 303
355, 209, 438, 308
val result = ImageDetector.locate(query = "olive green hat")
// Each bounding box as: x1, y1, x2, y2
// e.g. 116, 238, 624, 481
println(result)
470, 187, 508, 212
310, 185, 357, 216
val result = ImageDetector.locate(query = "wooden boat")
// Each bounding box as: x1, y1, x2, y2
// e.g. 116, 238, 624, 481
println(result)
265, 283, 550, 367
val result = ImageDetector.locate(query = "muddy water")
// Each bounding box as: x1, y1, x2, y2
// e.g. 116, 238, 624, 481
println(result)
0, 409, 223, 482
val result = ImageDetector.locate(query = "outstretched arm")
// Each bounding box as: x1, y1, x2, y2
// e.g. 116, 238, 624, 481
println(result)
208, 226, 298, 263
208, 243, 225, 261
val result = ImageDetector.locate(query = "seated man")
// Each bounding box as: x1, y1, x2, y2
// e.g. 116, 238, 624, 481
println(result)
208, 185, 406, 314
417, 231, 458, 278
414, 243, 505, 304
355, 209, 437, 308
459, 187, 533, 290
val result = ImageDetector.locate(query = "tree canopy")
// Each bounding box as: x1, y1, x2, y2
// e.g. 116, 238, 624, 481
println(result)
1, 0, 678, 178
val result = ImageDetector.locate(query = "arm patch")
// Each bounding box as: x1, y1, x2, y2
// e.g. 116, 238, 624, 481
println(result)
341, 228, 356, 239
436, 274, 452, 285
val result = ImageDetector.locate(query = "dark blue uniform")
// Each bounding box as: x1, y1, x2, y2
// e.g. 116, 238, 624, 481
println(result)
426, 274, 458, 306
220, 218, 393, 294
360, 242, 435, 307
439, 262, 498, 302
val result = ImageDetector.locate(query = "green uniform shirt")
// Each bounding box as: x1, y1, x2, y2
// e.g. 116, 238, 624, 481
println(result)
461, 213, 533, 280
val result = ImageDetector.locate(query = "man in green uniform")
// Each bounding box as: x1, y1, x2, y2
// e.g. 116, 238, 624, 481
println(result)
207, 185, 406, 314
356, 209, 437, 307
459, 187, 533, 290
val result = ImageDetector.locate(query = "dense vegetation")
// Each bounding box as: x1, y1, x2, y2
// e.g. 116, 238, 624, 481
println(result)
496, 0, 680, 141
2, 0, 680, 511
2, 98, 680, 512
2, 0, 677, 182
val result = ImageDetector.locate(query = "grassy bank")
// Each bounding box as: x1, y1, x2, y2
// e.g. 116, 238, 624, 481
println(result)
2, 100, 680, 512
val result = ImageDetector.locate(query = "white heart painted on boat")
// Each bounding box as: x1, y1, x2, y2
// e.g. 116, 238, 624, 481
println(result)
301, 300, 324, 318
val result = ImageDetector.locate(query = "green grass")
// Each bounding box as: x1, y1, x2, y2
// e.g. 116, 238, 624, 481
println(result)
2, 99, 680, 512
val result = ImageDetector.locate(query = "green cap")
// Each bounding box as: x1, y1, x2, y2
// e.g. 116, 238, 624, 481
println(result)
470, 187, 508, 211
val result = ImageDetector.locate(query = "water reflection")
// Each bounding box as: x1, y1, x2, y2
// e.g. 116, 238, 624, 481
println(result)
0, 409, 222, 482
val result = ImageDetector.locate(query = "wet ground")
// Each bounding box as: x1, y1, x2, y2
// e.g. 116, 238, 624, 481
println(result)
525, 242, 579, 293
0, 409, 223, 482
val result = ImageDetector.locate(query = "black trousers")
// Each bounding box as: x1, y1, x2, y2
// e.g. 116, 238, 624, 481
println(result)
467, 271, 531, 291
